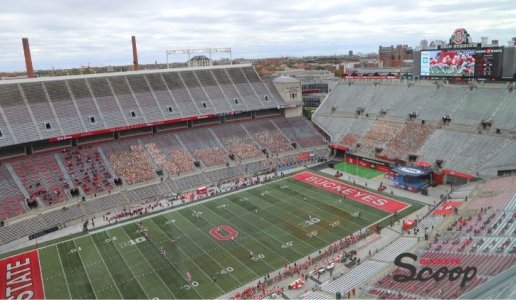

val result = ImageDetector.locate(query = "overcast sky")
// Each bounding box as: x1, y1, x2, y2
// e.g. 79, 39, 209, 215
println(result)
1, 0, 516, 71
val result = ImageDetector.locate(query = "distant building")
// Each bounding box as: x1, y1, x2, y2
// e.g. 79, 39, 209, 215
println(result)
378, 45, 413, 68
187, 55, 212, 67
420, 39, 428, 49
348, 50, 353, 56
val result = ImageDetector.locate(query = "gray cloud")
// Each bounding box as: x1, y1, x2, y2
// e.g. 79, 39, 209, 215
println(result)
1, 0, 515, 71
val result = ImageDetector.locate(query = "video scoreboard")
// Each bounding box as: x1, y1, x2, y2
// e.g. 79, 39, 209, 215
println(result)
420, 47, 503, 79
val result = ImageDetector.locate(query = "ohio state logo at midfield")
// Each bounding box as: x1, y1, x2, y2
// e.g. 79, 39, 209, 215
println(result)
210, 225, 238, 241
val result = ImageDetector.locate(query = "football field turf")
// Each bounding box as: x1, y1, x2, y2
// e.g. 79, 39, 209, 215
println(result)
4, 172, 422, 299
334, 162, 384, 179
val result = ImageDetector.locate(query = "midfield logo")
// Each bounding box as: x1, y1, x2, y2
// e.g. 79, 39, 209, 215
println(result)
393, 253, 477, 288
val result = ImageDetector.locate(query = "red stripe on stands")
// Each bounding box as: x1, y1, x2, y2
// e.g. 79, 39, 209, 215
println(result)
0, 250, 44, 300
292, 172, 409, 213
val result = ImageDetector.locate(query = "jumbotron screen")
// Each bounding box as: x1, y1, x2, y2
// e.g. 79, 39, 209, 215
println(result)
420, 48, 503, 78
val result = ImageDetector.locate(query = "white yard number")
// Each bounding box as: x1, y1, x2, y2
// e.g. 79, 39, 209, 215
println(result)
69, 247, 82, 253
129, 237, 147, 245
119, 236, 147, 248
239, 197, 248, 202
306, 231, 318, 238
192, 210, 203, 217
219, 267, 234, 275
182, 281, 199, 290
105, 236, 118, 243
304, 217, 321, 227
217, 204, 229, 209
329, 221, 340, 228
282, 241, 294, 248
165, 219, 176, 225
252, 254, 265, 261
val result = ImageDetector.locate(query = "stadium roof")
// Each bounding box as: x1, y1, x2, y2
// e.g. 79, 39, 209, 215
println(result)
0, 63, 252, 85
273, 75, 299, 84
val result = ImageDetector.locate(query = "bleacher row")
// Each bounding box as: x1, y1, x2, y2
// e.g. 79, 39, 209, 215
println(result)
316, 82, 516, 129
318, 115, 516, 176
313, 82, 516, 176
0, 148, 328, 245
0, 116, 325, 220
361, 176, 516, 299
0, 65, 285, 147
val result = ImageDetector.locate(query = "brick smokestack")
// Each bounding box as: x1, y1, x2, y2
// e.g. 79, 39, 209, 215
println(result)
22, 37, 35, 78
132, 35, 139, 71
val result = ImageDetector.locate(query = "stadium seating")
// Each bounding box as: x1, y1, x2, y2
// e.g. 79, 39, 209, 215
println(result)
102, 140, 156, 185
126, 75, 165, 122
109, 76, 147, 124
272, 117, 325, 148
0, 164, 26, 220
383, 122, 435, 158
59, 146, 112, 195
88, 77, 128, 127
177, 127, 228, 167
358, 120, 403, 154
10, 153, 68, 205
371, 237, 418, 262
211, 122, 263, 160
243, 119, 293, 154
323, 261, 388, 294
67, 79, 106, 130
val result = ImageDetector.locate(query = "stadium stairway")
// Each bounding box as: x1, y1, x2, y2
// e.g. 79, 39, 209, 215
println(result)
5, 163, 30, 199
53, 153, 75, 190
96, 146, 120, 179
270, 119, 294, 145
207, 128, 231, 156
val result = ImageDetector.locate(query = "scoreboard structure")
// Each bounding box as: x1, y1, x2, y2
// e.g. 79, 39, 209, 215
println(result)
415, 28, 513, 81
420, 47, 504, 79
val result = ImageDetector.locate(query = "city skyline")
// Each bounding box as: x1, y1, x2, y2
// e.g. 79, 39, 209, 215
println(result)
1, 0, 515, 72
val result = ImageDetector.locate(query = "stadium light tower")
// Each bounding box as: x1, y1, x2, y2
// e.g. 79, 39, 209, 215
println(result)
165, 47, 232, 68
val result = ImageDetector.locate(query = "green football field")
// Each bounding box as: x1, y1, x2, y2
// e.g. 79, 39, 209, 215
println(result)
334, 162, 384, 179
26, 174, 421, 299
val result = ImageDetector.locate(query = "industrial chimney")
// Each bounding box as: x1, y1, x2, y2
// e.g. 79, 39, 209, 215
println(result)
22, 37, 35, 78
132, 36, 139, 71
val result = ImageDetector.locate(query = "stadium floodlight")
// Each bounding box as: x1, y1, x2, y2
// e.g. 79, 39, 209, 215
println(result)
165, 47, 232, 68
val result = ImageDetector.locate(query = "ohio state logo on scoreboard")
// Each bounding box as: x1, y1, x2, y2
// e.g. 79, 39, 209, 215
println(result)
450, 28, 469, 45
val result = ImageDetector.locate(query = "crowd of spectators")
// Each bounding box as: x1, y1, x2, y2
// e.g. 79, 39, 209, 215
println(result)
384, 122, 435, 157
252, 130, 292, 154
106, 144, 155, 185
339, 133, 361, 148
145, 143, 187, 174
359, 121, 402, 153
192, 147, 228, 167
222, 137, 263, 160
61, 146, 112, 195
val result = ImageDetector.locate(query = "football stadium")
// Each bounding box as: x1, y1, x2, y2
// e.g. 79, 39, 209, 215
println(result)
1, 27, 516, 300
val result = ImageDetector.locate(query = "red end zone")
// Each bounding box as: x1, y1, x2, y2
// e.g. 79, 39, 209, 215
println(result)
0, 250, 44, 300
292, 172, 409, 213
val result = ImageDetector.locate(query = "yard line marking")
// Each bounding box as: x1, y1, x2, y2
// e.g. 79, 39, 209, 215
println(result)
147, 220, 227, 295
104, 231, 149, 299
87, 235, 124, 298
150, 217, 244, 287
73, 239, 98, 299
180, 208, 280, 270
53, 245, 73, 299
115, 228, 179, 299
172, 214, 262, 278
36, 249, 46, 300
205, 202, 308, 258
